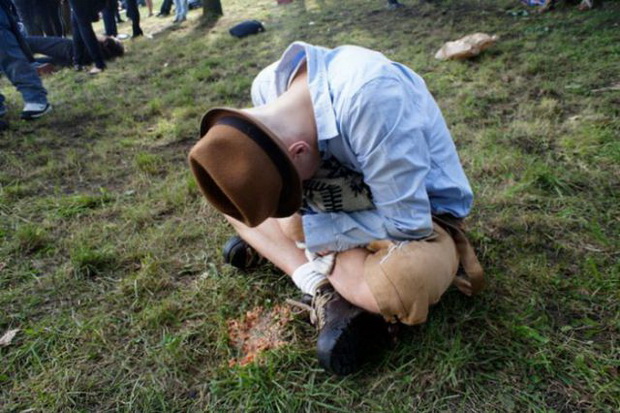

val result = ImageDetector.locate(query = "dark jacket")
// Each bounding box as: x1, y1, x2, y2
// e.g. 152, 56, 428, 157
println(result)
0, 0, 34, 61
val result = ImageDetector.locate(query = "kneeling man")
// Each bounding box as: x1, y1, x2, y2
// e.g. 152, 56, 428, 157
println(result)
188, 42, 484, 375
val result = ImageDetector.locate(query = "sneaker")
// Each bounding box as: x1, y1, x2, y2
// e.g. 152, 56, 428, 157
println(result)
222, 236, 266, 270
21, 103, 52, 120
89, 66, 104, 75
311, 284, 391, 375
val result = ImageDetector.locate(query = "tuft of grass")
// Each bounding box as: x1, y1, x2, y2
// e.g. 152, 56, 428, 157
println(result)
70, 245, 118, 278
13, 223, 50, 254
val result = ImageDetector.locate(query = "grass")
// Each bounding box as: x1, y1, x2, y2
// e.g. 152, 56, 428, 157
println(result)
1, 0, 619, 411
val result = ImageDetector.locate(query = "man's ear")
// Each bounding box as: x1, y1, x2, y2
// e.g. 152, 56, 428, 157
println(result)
288, 141, 310, 160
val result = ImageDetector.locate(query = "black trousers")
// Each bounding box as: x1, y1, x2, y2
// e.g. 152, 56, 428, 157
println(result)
160, 0, 173, 14
125, 0, 142, 36
70, 9, 105, 69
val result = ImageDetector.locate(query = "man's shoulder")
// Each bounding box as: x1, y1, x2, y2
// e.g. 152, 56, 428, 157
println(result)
325, 46, 406, 93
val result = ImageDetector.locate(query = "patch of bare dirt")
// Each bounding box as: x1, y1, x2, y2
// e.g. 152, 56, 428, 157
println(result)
227, 305, 293, 367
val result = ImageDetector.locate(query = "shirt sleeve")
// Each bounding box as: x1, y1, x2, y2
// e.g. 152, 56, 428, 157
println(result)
303, 78, 434, 252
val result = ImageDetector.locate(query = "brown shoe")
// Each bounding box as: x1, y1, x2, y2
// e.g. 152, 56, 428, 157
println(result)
311, 284, 391, 375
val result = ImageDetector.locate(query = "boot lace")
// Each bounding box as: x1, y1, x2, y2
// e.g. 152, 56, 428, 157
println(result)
285, 286, 335, 330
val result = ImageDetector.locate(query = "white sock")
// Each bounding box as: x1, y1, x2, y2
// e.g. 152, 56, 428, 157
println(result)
292, 262, 327, 296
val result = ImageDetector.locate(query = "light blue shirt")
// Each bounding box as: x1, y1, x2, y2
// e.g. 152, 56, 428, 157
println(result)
251, 42, 474, 253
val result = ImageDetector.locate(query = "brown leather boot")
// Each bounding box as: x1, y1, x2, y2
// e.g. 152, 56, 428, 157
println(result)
311, 284, 391, 375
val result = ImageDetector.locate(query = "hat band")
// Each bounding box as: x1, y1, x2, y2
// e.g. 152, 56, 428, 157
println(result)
216, 116, 291, 182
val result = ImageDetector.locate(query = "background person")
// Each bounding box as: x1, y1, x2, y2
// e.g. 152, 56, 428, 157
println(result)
156, 0, 173, 17
27, 35, 124, 68
68, 0, 108, 74
0, 0, 51, 120
173, 0, 187, 22
124, 0, 144, 37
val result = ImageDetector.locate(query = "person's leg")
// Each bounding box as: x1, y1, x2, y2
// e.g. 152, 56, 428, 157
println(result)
113, 0, 123, 22
226, 213, 396, 375
327, 249, 381, 313
181, 0, 188, 19
146, 0, 153, 16
49, 0, 65, 36
71, 10, 106, 70
172, 0, 181, 21
125, 0, 143, 37
102, 3, 118, 37
0, 9, 48, 107
226, 216, 308, 276
159, 0, 173, 15
361, 223, 460, 325
70, 11, 86, 67
27, 36, 74, 67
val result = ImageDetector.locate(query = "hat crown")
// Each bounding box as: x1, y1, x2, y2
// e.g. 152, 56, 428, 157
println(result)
189, 108, 302, 227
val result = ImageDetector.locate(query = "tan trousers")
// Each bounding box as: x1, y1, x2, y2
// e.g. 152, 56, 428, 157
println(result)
363, 218, 484, 325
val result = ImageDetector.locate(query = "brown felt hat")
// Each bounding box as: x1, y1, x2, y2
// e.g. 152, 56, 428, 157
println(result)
188, 107, 302, 227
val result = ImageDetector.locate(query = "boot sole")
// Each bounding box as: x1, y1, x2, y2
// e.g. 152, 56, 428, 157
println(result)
317, 312, 389, 375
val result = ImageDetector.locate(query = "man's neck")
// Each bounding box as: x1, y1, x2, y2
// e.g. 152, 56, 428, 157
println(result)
247, 63, 317, 150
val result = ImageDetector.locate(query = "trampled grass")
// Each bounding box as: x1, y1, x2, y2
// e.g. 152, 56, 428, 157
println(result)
1, 0, 619, 411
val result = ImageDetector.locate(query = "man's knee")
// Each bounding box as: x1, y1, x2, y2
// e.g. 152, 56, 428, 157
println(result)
362, 224, 459, 325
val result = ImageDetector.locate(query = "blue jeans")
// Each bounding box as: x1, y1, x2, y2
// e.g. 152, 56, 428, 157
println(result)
174, 0, 188, 19
0, 7, 47, 106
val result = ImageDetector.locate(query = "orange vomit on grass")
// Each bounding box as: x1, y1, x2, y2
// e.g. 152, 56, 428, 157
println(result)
227, 305, 293, 367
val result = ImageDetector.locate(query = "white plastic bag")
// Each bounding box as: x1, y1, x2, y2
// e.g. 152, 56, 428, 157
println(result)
435, 33, 499, 61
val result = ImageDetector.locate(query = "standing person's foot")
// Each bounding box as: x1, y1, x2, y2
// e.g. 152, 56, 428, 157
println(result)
132, 30, 144, 38
89, 66, 104, 75
21, 103, 52, 120
222, 236, 267, 270
156, 12, 169, 17
311, 284, 391, 375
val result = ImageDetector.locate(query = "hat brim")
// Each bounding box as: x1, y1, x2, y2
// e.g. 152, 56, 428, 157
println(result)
199, 107, 303, 220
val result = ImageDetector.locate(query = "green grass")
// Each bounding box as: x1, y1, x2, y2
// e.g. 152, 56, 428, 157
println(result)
1, 0, 619, 411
